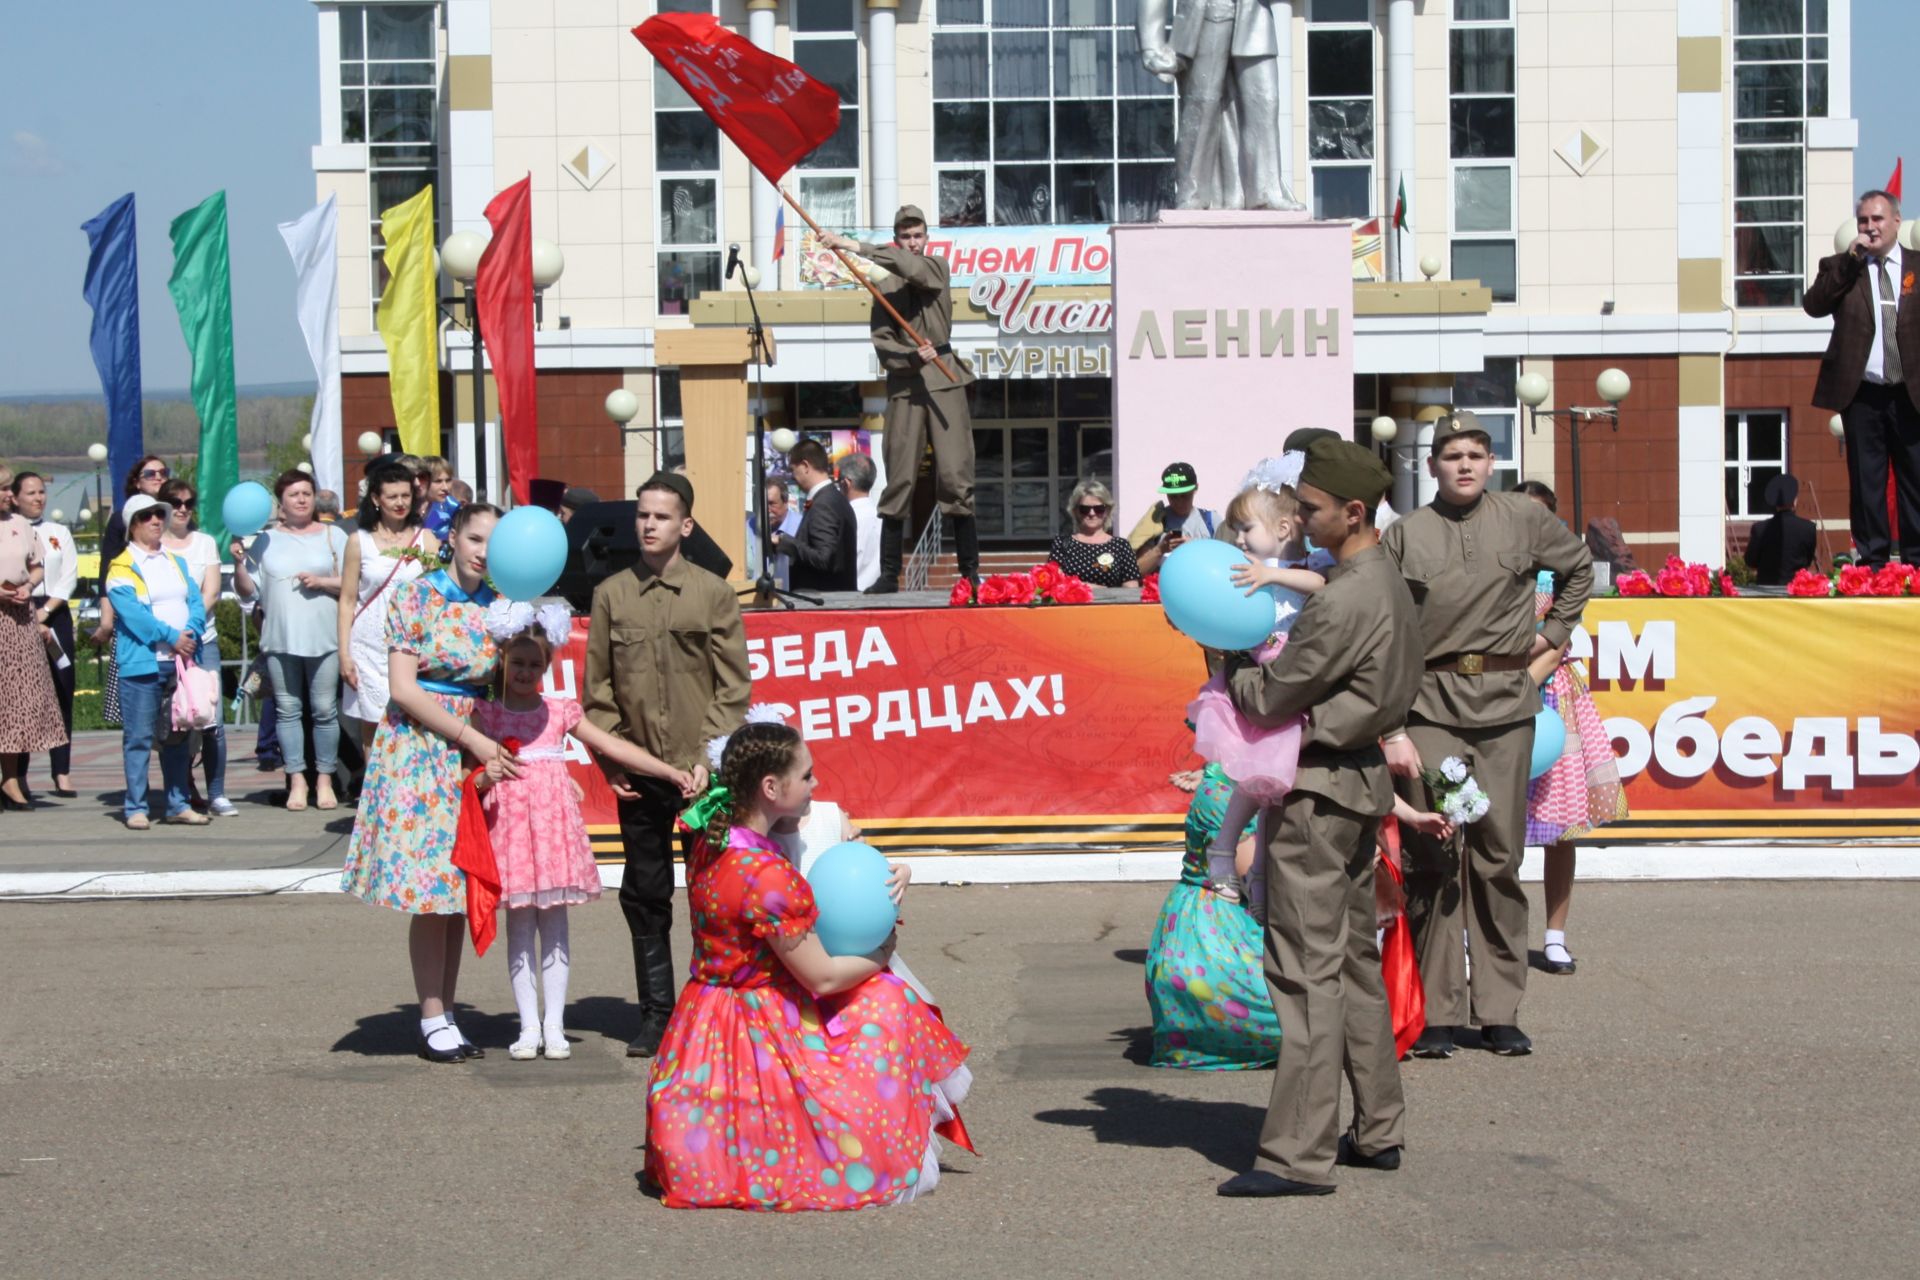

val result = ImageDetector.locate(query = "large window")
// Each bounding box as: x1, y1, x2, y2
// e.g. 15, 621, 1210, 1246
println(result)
794, 0, 863, 228
971, 378, 1112, 541
1448, 0, 1517, 303
1725, 410, 1788, 517
656, 0, 722, 315
1306, 0, 1375, 221
340, 3, 439, 314
1733, 0, 1830, 308
1455, 358, 1522, 488
931, 0, 1175, 228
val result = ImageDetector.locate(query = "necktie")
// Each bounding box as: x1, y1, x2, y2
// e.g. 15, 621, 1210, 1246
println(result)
1876, 257, 1903, 385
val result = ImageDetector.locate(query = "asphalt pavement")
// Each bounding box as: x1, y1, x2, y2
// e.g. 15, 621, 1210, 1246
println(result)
4, 879, 1916, 1278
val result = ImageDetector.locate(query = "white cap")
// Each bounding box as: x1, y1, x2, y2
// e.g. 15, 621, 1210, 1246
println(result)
123, 493, 170, 523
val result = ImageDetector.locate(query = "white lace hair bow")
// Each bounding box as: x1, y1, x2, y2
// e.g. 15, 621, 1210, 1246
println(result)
1242, 451, 1305, 495
483, 596, 573, 648
705, 703, 791, 772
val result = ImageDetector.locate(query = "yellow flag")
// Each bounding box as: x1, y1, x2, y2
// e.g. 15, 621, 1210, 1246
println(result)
376, 184, 440, 456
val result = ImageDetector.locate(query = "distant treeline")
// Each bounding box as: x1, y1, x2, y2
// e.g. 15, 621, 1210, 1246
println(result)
0, 395, 315, 466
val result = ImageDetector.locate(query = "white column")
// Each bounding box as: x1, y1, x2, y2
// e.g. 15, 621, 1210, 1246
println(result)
868, 0, 900, 228
1273, 2, 1296, 200
748, 0, 780, 282
1385, 0, 1416, 280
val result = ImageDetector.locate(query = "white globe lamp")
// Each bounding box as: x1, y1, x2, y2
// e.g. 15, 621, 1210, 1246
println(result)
1418, 254, 1442, 281
1369, 415, 1398, 444
1829, 414, 1846, 439
441, 230, 489, 283
1596, 368, 1631, 405
357, 431, 385, 457
531, 238, 566, 288
768, 427, 800, 454
604, 388, 641, 425
1516, 372, 1551, 408
87, 442, 109, 464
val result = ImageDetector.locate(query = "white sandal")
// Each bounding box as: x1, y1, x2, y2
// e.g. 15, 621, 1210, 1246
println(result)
508, 1030, 541, 1061
542, 1028, 571, 1060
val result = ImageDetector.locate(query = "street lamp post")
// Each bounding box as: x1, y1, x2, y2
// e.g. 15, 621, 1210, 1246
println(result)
1518, 368, 1631, 533
439, 230, 565, 504
86, 442, 107, 536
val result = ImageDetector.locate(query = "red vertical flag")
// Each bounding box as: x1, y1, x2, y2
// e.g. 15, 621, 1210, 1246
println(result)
633, 13, 841, 183
475, 176, 537, 506
1888, 158, 1904, 202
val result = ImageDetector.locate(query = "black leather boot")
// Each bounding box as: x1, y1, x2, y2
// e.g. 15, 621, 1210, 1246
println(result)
864, 517, 903, 594
951, 513, 981, 585
625, 934, 676, 1058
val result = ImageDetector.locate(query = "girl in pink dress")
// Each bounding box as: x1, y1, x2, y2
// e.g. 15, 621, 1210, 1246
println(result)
1186, 456, 1329, 913
473, 601, 696, 1061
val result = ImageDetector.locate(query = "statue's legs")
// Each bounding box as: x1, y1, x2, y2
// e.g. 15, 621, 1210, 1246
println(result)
1173, 6, 1237, 209
1232, 53, 1305, 212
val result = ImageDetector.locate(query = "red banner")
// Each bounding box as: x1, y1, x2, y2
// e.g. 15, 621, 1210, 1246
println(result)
632, 14, 841, 184
476, 176, 536, 505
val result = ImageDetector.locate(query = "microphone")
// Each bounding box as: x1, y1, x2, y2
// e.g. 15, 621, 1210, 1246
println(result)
725, 242, 742, 280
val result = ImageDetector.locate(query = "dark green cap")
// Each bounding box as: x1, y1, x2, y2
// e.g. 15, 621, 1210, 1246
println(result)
1430, 408, 1490, 451
1300, 438, 1393, 507
639, 470, 695, 515
1283, 427, 1341, 453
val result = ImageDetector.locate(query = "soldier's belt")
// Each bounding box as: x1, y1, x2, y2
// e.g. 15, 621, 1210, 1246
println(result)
1425, 652, 1530, 675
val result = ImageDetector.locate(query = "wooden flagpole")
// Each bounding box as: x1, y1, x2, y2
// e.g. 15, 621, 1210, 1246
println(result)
777, 186, 956, 382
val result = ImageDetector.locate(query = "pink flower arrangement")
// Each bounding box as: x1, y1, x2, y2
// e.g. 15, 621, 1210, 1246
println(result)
1615, 556, 1738, 598
951, 560, 1094, 607
1787, 568, 1834, 597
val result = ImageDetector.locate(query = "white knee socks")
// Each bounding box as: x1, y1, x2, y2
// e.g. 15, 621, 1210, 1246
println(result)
538, 906, 570, 1041
506, 910, 542, 1054
505, 906, 572, 1054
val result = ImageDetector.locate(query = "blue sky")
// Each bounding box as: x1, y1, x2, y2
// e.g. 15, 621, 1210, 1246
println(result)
0, 0, 1906, 397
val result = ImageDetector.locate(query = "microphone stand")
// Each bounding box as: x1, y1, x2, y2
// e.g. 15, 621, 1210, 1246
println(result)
735, 248, 820, 610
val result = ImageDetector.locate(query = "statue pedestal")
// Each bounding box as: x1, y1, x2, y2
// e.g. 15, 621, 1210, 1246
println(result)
1111, 211, 1355, 523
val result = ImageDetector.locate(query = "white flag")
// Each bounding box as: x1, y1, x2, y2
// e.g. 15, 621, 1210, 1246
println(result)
279, 195, 343, 497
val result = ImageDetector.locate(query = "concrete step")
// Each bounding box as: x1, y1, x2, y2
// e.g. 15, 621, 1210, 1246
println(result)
922, 550, 1051, 591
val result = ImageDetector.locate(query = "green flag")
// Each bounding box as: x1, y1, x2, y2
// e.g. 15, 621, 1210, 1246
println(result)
168, 191, 241, 555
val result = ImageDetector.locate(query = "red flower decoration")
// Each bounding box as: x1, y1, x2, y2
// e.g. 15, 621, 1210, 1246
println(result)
1787, 569, 1834, 597
1002, 572, 1037, 605
1836, 564, 1875, 597
1716, 571, 1740, 598
1616, 571, 1655, 597
1051, 576, 1094, 604
1030, 561, 1064, 598
1654, 565, 1694, 597
948, 579, 974, 607
501, 736, 524, 755
1869, 566, 1906, 596
975, 575, 1014, 606
1140, 573, 1161, 604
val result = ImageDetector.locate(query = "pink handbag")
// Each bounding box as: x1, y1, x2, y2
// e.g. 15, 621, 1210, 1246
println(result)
172, 653, 220, 732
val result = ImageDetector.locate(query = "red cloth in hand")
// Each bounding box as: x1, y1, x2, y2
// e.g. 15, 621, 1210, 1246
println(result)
1376, 816, 1426, 1061
451, 765, 502, 955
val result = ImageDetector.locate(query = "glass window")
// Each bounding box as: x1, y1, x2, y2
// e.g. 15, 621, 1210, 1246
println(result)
342, 4, 439, 322
657, 252, 721, 317
1448, 4, 1516, 300
940, 170, 990, 225
1117, 100, 1174, 159
1310, 0, 1370, 21
656, 113, 719, 170
1309, 100, 1373, 160
1449, 28, 1515, 94
1454, 0, 1511, 18
996, 102, 1050, 160
1306, 13, 1375, 222
1725, 411, 1788, 517
939, 0, 986, 23
1307, 30, 1372, 97
936, 102, 991, 161
794, 0, 855, 32
934, 33, 990, 97
1055, 101, 1114, 160
1454, 166, 1512, 233
1450, 99, 1515, 158
1733, 1, 1827, 307
794, 39, 859, 101
1453, 240, 1517, 304
1312, 167, 1371, 220
660, 179, 717, 245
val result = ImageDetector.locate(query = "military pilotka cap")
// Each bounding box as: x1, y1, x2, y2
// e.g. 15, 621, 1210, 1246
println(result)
1430, 408, 1491, 450
640, 470, 696, 515
1282, 427, 1340, 453
1300, 438, 1394, 508
893, 204, 928, 230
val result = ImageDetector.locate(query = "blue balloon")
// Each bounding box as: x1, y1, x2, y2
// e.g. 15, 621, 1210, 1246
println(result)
1158, 538, 1276, 651
1530, 704, 1567, 780
486, 505, 569, 601
806, 842, 898, 957
221, 481, 274, 539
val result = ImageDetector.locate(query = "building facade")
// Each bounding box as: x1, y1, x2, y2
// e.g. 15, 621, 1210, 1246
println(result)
307, 0, 1861, 565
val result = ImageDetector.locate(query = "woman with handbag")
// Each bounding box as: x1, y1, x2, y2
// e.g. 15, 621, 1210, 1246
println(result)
337, 460, 438, 749
104, 493, 207, 829
160, 478, 236, 816
93, 454, 174, 728
0, 465, 69, 810
231, 470, 349, 812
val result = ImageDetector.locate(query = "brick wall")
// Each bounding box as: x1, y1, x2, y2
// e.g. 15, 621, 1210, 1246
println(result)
1550, 356, 1680, 564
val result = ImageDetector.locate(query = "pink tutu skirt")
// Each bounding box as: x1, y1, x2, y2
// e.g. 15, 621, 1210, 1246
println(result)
1188, 660, 1303, 804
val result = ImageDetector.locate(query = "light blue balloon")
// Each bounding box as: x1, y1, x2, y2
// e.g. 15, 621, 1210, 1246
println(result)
1158, 538, 1276, 651
486, 505, 569, 601
221, 481, 274, 539
1530, 704, 1567, 780
806, 842, 897, 957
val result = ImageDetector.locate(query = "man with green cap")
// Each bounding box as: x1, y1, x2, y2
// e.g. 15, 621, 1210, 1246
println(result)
821, 206, 978, 592
1285, 427, 1398, 528
1216, 437, 1421, 1198
1379, 409, 1592, 1060
1131, 461, 1220, 575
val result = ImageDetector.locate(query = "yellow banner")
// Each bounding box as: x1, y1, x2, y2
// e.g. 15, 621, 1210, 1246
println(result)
1581, 598, 1920, 841
375, 184, 440, 457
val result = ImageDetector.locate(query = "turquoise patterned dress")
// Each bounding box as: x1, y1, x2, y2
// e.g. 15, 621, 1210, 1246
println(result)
340, 574, 500, 915
1144, 765, 1281, 1069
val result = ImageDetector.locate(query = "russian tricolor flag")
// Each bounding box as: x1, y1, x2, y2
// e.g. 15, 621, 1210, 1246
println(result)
773, 204, 786, 261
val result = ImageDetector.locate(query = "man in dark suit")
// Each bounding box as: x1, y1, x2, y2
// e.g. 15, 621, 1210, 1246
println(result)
1805, 189, 1920, 567
774, 439, 858, 592
1745, 474, 1819, 586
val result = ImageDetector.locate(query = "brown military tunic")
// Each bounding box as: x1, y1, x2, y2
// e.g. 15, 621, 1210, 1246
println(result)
1225, 545, 1422, 1184
1380, 490, 1593, 1030
857, 242, 976, 519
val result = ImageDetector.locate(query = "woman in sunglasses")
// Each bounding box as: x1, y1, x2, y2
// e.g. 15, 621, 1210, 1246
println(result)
1048, 479, 1142, 589
160, 479, 235, 816
94, 455, 173, 727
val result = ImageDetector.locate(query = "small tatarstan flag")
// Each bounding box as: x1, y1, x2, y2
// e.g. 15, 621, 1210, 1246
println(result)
1392, 175, 1408, 232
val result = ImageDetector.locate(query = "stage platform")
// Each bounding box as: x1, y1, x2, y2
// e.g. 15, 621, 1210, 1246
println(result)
741, 585, 1145, 611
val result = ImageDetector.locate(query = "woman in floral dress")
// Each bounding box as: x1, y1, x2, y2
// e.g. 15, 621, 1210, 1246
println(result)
341, 504, 511, 1063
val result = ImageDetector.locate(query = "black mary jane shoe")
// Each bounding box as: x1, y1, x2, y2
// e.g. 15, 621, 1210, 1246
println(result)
457, 1040, 486, 1060
417, 1034, 469, 1064
1216, 1170, 1336, 1198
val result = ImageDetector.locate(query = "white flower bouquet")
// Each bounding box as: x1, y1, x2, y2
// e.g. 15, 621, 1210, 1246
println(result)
1421, 756, 1491, 826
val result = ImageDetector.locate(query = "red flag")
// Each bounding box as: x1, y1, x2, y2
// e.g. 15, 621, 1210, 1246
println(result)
1375, 817, 1426, 1060
476, 176, 537, 507
633, 14, 840, 184
1889, 158, 1904, 202
451, 766, 502, 955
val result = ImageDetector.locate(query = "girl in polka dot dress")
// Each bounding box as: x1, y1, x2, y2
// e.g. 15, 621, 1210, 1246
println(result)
644, 718, 971, 1211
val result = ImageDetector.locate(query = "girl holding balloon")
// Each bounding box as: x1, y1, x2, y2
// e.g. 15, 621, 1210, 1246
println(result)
646, 716, 971, 1211
470, 601, 697, 1061
1183, 458, 1330, 913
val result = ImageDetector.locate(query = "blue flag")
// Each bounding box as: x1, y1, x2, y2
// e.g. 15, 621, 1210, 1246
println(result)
81, 194, 144, 496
